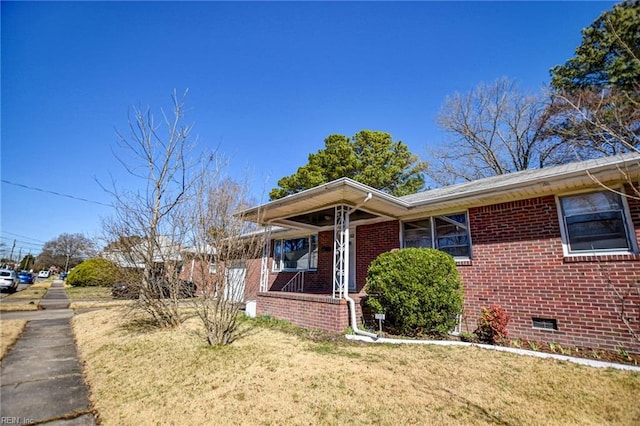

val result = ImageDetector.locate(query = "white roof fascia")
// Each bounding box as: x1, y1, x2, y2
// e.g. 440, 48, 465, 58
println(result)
238, 154, 640, 224
402, 153, 640, 217
238, 177, 410, 224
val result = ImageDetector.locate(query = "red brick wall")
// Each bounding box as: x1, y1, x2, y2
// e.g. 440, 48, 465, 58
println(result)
257, 292, 350, 332
246, 196, 640, 353
355, 221, 401, 291
460, 194, 640, 353
179, 258, 216, 295
243, 258, 262, 301
180, 257, 263, 302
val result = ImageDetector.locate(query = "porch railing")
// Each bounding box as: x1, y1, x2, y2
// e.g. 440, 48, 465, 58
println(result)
281, 271, 304, 293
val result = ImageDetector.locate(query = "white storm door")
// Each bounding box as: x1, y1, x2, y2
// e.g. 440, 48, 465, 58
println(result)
225, 261, 246, 303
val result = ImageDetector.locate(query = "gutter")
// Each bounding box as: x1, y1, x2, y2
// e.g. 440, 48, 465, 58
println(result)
344, 192, 378, 339
407, 153, 640, 212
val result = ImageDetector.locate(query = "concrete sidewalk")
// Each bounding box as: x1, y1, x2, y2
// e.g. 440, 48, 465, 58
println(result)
1, 280, 96, 425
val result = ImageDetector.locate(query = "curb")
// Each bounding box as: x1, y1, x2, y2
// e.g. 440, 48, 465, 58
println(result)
345, 334, 640, 372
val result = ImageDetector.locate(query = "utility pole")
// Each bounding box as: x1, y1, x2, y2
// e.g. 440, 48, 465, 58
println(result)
9, 239, 16, 262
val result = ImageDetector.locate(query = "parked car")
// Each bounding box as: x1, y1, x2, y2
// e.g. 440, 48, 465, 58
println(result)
37, 270, 51, 279
17, 271, 34, 284
59, 272, 68, 280
112, 279, 196, 299
0, 269, 19, 293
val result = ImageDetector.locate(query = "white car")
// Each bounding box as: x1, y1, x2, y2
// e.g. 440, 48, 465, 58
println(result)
37, 270, 51, 279
0, 269, 19, 293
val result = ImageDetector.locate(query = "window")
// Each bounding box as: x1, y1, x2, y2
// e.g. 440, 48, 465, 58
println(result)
208, 260, 216, 275
532, 318, 558, 330
272, 235, 318, 271
559, 191, 634, 254
403, 212, 471, 258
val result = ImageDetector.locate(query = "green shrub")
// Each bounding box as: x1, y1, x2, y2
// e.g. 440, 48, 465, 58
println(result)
365, 248, 464, 336
66, 258, 120, 287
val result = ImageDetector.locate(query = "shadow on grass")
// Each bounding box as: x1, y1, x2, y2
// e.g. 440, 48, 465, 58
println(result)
441, 387, 513, 426
120, 316, 164, 334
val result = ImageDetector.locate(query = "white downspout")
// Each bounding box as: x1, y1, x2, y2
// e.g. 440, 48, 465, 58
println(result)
344, 192, 377, 339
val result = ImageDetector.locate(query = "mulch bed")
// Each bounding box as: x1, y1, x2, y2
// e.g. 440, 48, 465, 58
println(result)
499, 339, 639, 366
411, 331, 639, 366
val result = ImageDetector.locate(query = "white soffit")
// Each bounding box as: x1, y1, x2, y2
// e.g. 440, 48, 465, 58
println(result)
401, 153, 640, 218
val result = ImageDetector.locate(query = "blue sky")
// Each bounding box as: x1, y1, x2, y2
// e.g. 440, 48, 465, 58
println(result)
1, 1, 616, 258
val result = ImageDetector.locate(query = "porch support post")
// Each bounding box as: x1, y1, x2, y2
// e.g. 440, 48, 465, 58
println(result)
333, 205, 350, 298
259, 225, 271, 292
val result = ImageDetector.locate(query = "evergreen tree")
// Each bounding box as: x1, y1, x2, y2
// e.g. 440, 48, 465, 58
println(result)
269, 130, 427, 200
550, 1, 640, 93
547, 1, 640, 157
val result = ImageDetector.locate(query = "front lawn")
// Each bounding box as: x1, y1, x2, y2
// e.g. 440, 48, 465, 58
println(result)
73, 308, 640, 425
65, 285, 113, 300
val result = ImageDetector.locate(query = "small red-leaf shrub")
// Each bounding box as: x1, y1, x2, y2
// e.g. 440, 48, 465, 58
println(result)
475, 305, 509, 344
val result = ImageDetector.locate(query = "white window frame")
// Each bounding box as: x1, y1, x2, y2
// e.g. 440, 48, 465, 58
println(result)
272, 235, 318, 272
401, 212, 472, 260
557, 188, 637, 256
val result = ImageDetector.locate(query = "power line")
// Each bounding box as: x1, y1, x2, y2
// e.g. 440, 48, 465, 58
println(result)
1, 179, 113, 207
0, 243, 43, 252
1, 231, 47, 244
0, 240, 43, 254
0, 237, 43, 247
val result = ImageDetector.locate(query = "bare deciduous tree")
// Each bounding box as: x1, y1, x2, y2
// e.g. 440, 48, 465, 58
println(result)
181, 158, 264, 345
36, 233, 96, 271
545, 87, 640, 160
102, 91, 265, 344
102, 90, 203, 328
428, 77, 563, 186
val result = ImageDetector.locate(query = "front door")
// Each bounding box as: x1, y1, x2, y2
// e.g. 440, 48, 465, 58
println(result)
348, 231, 356, 291
225, 261, 246, 303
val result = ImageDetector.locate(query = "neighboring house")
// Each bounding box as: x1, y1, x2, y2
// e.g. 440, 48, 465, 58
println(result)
179, 245, 217, 290
239, 153, 640, 353
103, 235, 258, 302
103, 235, 183, 275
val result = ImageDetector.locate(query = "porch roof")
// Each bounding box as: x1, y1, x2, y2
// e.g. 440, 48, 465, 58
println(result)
239, 178, 410, 228
239, 153, 640, 227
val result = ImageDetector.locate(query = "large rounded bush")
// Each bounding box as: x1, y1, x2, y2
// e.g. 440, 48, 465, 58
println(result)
365, 248, 464, 336
66, 258, 120, 287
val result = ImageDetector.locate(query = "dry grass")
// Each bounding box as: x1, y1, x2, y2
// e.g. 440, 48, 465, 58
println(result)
1, 320, 27, 360
70, 300, 133, 310
73, 308, 640, 425
65, 285, 113, 300
0, 304, 40, 312
0, 280, 51, 311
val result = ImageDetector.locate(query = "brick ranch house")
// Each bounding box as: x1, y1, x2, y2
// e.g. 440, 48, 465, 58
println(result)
237, 153, 640, 353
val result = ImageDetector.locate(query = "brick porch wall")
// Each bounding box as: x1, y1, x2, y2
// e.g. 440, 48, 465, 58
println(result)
256, 292, 353, 332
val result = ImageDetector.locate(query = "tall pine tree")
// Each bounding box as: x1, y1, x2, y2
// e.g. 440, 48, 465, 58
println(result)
269, 130, 427, 200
